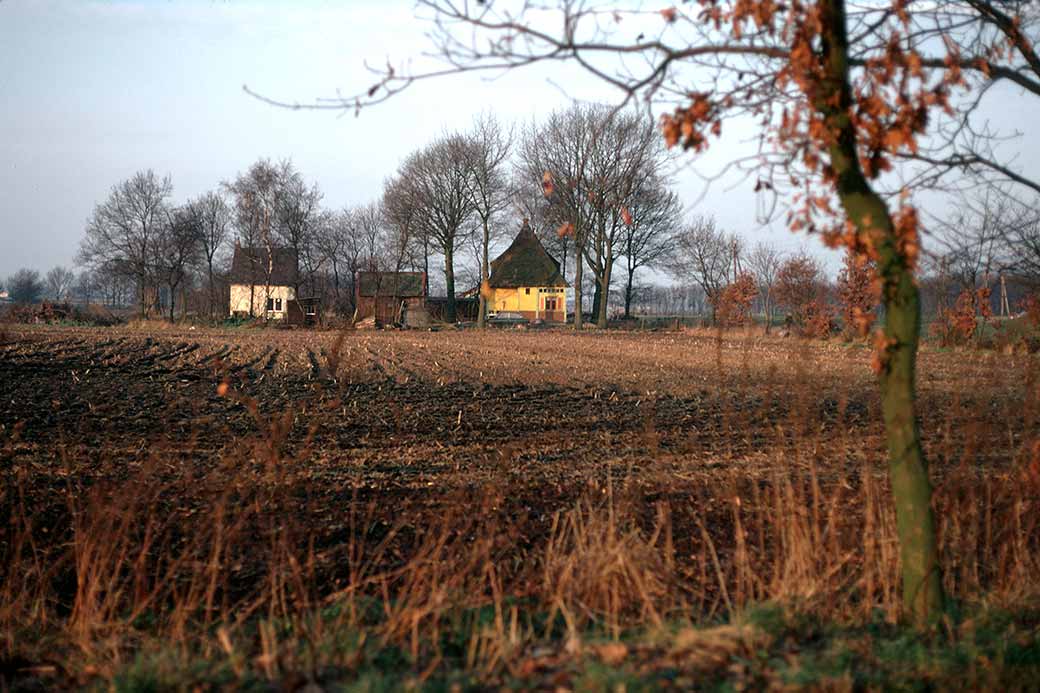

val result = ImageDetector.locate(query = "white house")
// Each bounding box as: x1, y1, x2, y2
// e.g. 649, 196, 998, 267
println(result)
228, 246, 299, 320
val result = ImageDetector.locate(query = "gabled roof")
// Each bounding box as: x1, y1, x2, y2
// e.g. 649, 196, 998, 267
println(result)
357, 271, 426, 298
229, 246, 299, 286
489, 220, 568, 289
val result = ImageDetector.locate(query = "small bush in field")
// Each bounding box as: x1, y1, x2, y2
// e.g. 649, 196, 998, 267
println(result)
1022, 294, 1040, 330
775, 255, 832, 337
714, 273, 758, 327
801, 299, 836, 339
836, 250, 877, 339
932, 287, 992, 346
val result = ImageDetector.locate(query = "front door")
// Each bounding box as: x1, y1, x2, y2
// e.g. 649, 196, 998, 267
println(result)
544, 296, 558, 319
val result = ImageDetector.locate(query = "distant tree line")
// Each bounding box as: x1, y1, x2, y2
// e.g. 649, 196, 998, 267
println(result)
41, 107, 681, 324
5, 110, 1037, 330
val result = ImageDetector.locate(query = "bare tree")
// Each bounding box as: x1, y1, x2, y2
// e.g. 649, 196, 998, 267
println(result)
225, 160, 282, 317
746, 242, 784, 332
516, 105, 673, 327
79, 170, 172, 316
87, 261, 134, 307
73, 270, 97, 305
187, 190, 232, 317
154, 206, 202, 321
666, 216, 738, 322
396, 134, 476, 322
461, 113, 512, 328
315, 208, 352, 314
618, 177, 682, 319
516, 105, 600, 328
7, 269, 44, 304
383, 173, 428, 280
45, 266, 76, 302
274, 161, 324, 297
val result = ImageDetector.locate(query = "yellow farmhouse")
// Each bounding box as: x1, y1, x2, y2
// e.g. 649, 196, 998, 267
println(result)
484, 220, 568, 323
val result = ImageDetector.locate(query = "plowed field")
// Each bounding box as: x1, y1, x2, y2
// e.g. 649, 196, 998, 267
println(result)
1, 324, 1030, 482
1, 324, 1035, 607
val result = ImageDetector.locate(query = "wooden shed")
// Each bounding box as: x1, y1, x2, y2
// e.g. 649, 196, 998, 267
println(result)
355, 271, 427, 326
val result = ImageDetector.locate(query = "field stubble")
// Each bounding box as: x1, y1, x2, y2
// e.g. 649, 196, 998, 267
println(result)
0, 324, 1037, 689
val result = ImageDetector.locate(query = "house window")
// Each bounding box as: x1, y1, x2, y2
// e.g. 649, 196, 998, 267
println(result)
266, 297, 283, 312
545, 297, 558, 312
525, 288, 530, 295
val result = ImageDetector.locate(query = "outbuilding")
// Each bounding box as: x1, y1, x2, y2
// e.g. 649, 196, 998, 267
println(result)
355, 271, 427, 326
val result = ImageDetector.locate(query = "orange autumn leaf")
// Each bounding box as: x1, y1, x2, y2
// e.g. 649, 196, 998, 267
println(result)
620, 206, 633, 226
541, 171, 554, 197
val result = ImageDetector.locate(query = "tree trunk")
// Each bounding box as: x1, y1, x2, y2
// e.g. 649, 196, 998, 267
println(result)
624, 265, 635, 319
478, 218, 490, 328
423, 237, 430, 290
572, 242, 584, 330
591, 280, 602, 324
820, 0, 943, 624
444, 246, 457, 323
763, 292, 771, 334
597, 255, 611, 328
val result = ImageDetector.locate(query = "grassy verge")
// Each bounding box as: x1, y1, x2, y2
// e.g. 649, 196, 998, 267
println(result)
6, 602, 1037, 691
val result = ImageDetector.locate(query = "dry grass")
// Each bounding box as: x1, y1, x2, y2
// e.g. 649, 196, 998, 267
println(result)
0, 324, 1038, 688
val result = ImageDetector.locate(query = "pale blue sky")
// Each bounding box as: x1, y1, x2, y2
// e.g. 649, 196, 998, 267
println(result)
1, 1, 1035, 281
0, 0, 817, 281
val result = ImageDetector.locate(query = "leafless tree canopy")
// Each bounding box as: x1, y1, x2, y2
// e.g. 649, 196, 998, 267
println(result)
746, 241, 784, 330
45, 266, 76, 302
79, 170, 174, 317
666, 215, 740, 320
187, 191, 232, 317
461, 113, 513, 327
515, 104, 679, 326
393, 134, 478, 322
618, 176, 682, 319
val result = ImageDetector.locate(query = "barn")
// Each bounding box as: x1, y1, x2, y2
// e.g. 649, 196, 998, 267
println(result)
484, 220, 568, 322
355, 271, 427, 326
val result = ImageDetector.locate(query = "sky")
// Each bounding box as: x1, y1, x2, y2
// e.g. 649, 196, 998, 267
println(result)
0, 0, 1037, 283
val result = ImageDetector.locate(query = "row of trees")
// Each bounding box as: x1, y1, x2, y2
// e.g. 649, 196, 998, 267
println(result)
3, 266, 78, 304
69, 107, 688, 325
69, 112, 1037, 330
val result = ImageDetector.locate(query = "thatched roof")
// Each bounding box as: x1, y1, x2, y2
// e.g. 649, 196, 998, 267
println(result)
229, 246, 299, 286
489, 221, 567, 289
357, 271, 426, 298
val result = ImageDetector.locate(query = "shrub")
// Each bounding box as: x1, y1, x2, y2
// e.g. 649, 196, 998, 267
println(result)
714, 273, 758, 327
932, 287, 991, 346
775, 255, 833, 337
835, 250, 877, 339
1022, 294, 1040, 330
